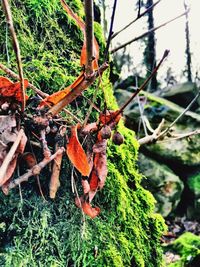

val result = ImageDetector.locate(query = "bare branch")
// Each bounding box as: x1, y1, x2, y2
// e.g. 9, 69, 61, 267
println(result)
104, 0, 118, 61
48, 62, 109, 116
114, 50, 169, 119
157, 129, 200, 143
2, 0, 26, 112
111, 10, 188, 54
112, 0, 161, 40
138, 119, 165, 145
84, 0, 94, 75
83, 76, 102, 126
8, 148, 65, 190
157, 90, 200, 139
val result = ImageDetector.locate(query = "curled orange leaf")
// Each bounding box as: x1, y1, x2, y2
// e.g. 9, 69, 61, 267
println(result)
66, 124, 90, 176
39, 72, 84, 107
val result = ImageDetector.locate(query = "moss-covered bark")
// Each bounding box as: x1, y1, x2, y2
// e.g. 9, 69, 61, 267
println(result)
0, 1, 165, 266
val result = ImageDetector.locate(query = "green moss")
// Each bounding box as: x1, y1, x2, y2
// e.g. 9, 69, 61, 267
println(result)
0, 0, 165, 266
167, 232, 200, 267
188, 172, 200, 197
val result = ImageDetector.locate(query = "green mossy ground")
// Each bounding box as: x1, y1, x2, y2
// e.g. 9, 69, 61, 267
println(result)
166, 232, 200, 267
0, 1, 166, 266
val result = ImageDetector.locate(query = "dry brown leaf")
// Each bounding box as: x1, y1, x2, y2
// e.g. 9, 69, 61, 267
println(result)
49, 148, 63, 199
81, 201, 100, 219
81, 179, 90, 194
66, 124, 90, 176
99, 110, 122, 127
39, 72, 84, 107
0, 76, 29, 102
0, 131, 27, 189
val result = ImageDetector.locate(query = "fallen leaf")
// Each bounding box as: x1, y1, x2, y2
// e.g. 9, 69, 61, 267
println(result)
89, 167, 99, 191
0, 76, 29, 102
66, 124, 90, 176
81, 201, 100, 219
39, 72, 84, 107
0, 130, 27, 189
81, 179, 90, 194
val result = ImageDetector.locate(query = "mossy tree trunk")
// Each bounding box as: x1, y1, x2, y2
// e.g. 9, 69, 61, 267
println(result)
0, 1, 165, 266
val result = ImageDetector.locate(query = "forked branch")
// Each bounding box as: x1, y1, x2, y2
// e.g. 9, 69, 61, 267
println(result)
8, 148, 65, 190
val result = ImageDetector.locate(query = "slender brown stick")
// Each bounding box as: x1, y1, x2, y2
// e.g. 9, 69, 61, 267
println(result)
104, 0, 118, 61
112, 50, 169, 121
8, 148, 65, 190
40, 129, 51, 158
157, 129, 200, 143
111, 10, 188, 54
84, 0, 94, 76
83, 76, 102, 126
2, 0, 26, 112
0, 129, 24, 186
157, 90, 200, 139
112, 0, 161, 40
48, 62, 109, 116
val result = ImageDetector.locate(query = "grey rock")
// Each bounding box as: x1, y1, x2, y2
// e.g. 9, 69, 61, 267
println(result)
139, 154, 184, 217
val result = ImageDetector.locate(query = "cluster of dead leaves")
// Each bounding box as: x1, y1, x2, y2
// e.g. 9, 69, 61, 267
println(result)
0, 1, 124, 220
66, 110, 123, 218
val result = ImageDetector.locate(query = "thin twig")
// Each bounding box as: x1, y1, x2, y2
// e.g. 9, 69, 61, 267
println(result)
5, 25, 10, 65
157, 129, 200, 143
84, 0, 94, 76
48, 62, 109, 116
40, 129, 51, 158
111, 10, 188, 54
0, 63, 48, 98
104, 0, 118, 61
138, 119, 165, 145
112, 0, 161, 40
83, 76, 102, 126
111, 50, 169, 122
137, 0, 142, 18
135, 76, 148, 136
2, 0, 26, 111
82, 95, 101, 112
8, 148, 65, 190
157, 90, 200, 139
